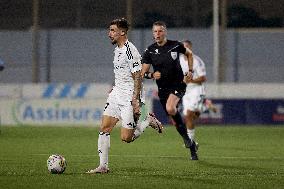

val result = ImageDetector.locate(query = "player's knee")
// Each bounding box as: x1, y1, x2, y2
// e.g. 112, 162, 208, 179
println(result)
121, 136, 133, 143
166, 106, 177, 115
100, 125, 112, 133
185, 110, 196, 121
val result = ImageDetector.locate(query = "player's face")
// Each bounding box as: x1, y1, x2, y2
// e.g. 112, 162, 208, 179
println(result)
108, 24, 122, 45
152, 25, 167, 45
183, 42, 192, 50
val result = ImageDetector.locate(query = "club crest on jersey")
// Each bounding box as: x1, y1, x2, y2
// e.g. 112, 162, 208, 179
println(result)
171, 52, 177, 60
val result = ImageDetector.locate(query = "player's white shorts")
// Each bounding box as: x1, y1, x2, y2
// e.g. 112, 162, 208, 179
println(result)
182, 87, 206, 115
103, 88, 135, 129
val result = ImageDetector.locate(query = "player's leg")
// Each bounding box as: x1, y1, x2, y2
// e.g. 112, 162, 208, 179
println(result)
132, 112, 163, 141
183, 110, 199, 160
182, 92, 201, 160
86, 94, 119, 174
183, 90, 201, 142
120, 104, 163, 142
184, 110, 200, 152
145, 113, 163, 133
165, 93, 191, 147
203, 99, 217, 113
120, 103, 137, 143
99, 115, 118, 166
184, 110, 197, 140
86, 115, 118, 174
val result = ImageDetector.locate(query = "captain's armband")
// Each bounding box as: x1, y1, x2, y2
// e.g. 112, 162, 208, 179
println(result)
144, 72, 153, 79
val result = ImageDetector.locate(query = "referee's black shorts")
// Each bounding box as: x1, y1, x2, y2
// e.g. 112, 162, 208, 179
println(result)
158, 84, 186, 114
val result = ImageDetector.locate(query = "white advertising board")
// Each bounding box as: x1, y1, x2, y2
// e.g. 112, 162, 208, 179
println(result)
0, 99, 152, 126
0, 99, 105, 126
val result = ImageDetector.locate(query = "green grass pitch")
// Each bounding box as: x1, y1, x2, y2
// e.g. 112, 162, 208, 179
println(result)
0, 125, 283, 189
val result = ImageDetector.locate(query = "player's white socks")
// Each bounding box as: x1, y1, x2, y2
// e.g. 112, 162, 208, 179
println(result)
187, 128, 195, 141
98, 132, 110, 168
132, 120, 149, 141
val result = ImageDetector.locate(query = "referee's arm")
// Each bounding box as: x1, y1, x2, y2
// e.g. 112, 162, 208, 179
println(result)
141, 63, 151, 79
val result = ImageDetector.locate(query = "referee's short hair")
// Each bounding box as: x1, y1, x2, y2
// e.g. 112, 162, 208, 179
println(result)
110, 18, 129, 33
153, 21, 167, 30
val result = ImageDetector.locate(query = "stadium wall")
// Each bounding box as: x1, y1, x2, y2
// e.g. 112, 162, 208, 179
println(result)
0, 29, 283, 83
0, 83, 283, 126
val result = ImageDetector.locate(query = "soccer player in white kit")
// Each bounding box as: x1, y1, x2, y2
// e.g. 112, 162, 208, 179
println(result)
86, 18, 163, 174
181, 40, 216, 148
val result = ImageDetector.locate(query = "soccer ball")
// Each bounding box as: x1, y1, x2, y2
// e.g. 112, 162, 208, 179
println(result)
47, 154, 67, 174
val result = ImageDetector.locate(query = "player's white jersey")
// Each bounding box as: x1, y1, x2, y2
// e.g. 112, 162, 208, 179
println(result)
112, 40, 143, 103
179, 53, 206, 95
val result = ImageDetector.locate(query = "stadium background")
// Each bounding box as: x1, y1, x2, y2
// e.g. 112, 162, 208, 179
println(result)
0, 1, 284, 189
0, 0, 284, 126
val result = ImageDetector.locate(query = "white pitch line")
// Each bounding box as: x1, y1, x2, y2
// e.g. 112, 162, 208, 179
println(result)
31, 153, 284, 160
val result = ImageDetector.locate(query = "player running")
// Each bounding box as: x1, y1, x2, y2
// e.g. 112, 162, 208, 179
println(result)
180, 40, 217, 150
86, 18, 163, 174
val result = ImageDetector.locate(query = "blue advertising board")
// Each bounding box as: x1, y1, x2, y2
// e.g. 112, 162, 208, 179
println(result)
152, 99, 284, 125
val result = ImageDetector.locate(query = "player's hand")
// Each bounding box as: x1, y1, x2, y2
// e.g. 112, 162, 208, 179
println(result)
152, 71, 161, 80
183, 72, 193, 83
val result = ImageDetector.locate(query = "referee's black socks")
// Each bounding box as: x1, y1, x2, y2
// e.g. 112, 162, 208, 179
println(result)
172, 112, 191, 148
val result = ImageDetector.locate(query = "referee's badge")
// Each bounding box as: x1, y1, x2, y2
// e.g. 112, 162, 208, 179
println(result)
171, 52, 177, 60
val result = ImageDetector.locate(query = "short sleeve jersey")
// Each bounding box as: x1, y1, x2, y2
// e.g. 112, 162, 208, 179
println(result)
142, 40, 186, 89
113, 40, 142, 95
180, 54, 206, 81
180, 53, 206, 94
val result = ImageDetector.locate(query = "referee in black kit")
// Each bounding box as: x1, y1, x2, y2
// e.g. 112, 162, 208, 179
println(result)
141, 21, 198, 160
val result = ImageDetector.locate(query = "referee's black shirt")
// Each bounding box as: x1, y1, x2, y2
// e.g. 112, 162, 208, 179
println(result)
142, 40, 186, 90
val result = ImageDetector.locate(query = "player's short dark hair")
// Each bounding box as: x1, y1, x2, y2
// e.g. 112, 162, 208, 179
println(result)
153, 21, 167, 29
183, 40, 192, 47
110, 18, 129, 33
